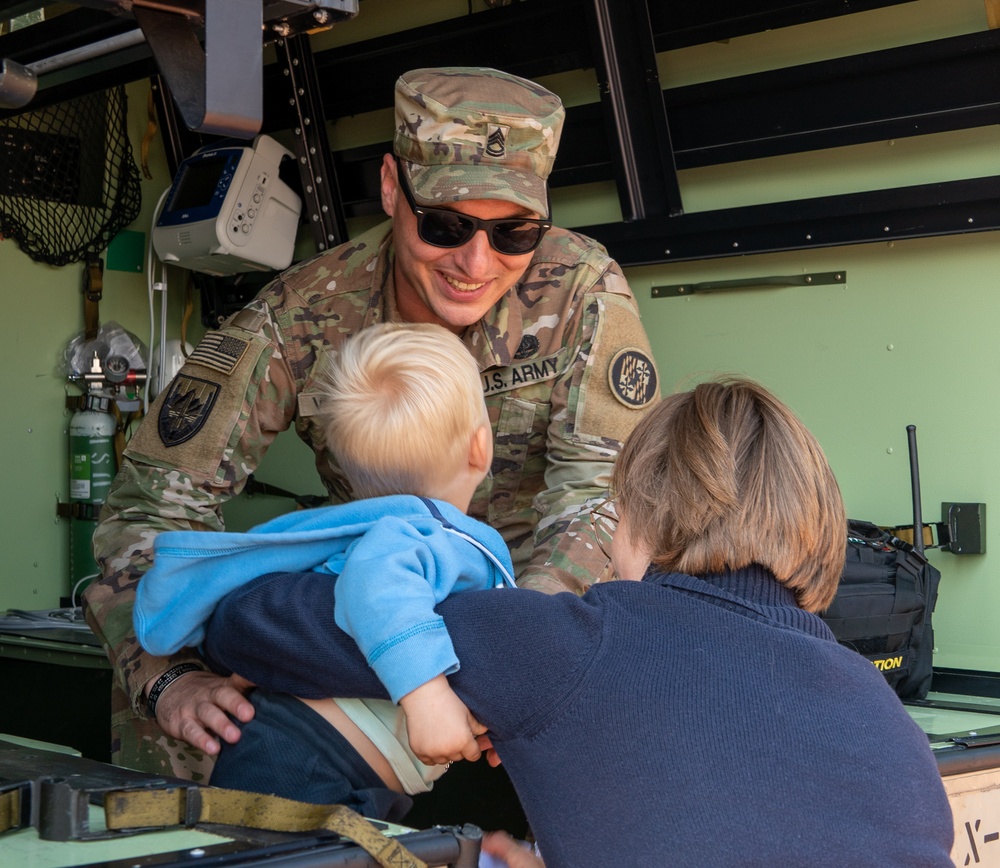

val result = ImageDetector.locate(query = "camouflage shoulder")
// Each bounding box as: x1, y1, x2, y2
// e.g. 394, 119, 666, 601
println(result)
255, 220, 393, 308
535, 226, 635, 297
540, 225, 613, 265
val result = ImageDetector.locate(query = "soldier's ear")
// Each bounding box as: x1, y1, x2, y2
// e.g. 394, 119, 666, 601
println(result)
380, 153, 399, 218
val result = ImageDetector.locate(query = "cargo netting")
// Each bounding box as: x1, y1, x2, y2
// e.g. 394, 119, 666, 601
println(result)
0, 85, 142, 266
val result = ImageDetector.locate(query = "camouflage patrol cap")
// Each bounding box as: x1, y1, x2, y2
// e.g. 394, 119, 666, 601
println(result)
394, 66, 565, 218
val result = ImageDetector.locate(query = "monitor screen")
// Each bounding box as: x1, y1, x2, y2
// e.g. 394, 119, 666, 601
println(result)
167, 155, 230, 213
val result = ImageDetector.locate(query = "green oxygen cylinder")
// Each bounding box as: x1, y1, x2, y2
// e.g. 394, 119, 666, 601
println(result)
68, 393, 116, 598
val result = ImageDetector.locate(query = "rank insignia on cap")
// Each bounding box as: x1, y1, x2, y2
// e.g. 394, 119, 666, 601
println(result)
486, 124, 510, 158
159, 375, 220, 446
608, 348, 658, 408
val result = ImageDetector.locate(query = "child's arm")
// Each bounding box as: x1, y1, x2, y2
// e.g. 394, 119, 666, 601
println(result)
135, 530, 270, 655
335, 515, 491, 703
398, 674, 486, 765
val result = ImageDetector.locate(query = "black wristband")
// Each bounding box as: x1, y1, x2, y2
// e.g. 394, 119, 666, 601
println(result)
146, 663, 203, 718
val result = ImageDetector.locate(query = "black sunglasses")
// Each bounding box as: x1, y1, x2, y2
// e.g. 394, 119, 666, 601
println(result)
394, 156, 552, 256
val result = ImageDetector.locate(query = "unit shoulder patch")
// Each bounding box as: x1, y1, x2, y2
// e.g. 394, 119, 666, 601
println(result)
607, 348, 658, 408
158, 375, 221, 446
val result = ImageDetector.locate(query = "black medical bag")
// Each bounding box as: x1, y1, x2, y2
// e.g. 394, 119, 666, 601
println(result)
820, 518, 941, 700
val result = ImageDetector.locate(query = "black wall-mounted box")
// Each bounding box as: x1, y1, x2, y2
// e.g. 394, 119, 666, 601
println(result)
942, 502, 987, 555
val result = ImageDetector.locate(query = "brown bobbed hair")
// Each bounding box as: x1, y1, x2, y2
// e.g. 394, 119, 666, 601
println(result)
611, 376, 846, 613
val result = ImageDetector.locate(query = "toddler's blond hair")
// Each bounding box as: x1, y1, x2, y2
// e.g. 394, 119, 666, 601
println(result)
314, 322, 487, 500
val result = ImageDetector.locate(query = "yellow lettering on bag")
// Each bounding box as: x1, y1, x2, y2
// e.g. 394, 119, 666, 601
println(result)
873, 656, 903, 671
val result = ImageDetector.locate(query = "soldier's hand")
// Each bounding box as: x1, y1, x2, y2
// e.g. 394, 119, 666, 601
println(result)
147, 669, 255, 756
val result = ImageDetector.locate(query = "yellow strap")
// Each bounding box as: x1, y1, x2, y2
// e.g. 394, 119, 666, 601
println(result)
987, 0, 1000, 30
888, 524, 936, 549
0, 788, 21, 834
141, 88, 157, 181
103, 787, 427, 868
84, 258, 103, 341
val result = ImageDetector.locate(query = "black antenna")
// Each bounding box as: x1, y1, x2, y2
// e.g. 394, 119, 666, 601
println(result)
906, 424, 924, 557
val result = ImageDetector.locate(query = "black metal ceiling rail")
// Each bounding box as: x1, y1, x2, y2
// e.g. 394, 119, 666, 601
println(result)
0, 8, 157, 120
1, 0, 996, 269
281, 0, 921, 124
149, 75, 190, 179
260, 0, 592, 130
0, 1, 49, 17
264, 4, 1000, 199
586, 0, 682, 221
0, 0, 929, 129
274, 32, 347, 252
576, 175, 1000, 266
647, 0, 918, 52
0, 6, 137, 65
665, 28, 1000, 169
0, 2, 357, 130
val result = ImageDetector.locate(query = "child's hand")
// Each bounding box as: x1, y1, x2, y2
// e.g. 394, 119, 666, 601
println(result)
481, 831, 545, 867
477, 732, 502, 767
399, 674, 486, 765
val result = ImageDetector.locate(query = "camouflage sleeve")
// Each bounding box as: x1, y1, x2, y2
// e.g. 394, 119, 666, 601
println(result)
83, 300, 299, 713
516, 262, 659, 596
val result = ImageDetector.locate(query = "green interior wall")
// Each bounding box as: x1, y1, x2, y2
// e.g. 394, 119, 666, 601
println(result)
1, 0, 997, 675
0, 80, 199, 608
627, 232, 1000, 673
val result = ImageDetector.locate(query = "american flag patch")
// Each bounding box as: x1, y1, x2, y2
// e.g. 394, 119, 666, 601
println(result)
186, 332, 249, 376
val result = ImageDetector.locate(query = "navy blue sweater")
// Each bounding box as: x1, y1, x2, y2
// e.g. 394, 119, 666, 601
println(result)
205, 566, 954, 867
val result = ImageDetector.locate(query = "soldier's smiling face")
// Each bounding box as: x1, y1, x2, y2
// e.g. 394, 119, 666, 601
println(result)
380, 155, 538, 334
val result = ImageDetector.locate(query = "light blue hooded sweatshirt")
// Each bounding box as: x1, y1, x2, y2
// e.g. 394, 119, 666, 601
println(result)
134, 494, 515, 702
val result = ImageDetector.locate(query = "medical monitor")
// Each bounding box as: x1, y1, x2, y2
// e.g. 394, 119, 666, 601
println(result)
153, 134, 302, 276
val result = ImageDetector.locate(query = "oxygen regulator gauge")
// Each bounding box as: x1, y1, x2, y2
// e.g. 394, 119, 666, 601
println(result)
104, 354, 130, 384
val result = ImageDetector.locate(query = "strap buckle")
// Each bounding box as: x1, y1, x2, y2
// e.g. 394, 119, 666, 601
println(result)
27, 778, 186, 841
182, 785, 202, 827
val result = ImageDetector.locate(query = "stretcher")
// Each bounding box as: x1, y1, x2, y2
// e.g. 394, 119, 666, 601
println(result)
0, 737, 481, 867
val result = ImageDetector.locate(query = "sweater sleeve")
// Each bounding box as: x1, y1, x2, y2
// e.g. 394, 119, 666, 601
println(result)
334, 516, 490, 703
204, 569, 605, 738
205, 571, 384, 699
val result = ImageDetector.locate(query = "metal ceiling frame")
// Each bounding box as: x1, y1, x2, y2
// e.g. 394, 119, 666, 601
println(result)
0, 1, 357, 136
576, 175, 1000, 265
1, 0, 995, 266
586, 0, 682, 222
279, 0, 1000, 266
665, 29, 1000, 169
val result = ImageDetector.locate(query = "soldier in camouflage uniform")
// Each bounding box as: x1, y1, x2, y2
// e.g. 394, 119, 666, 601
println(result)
83, 67, 659, 780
